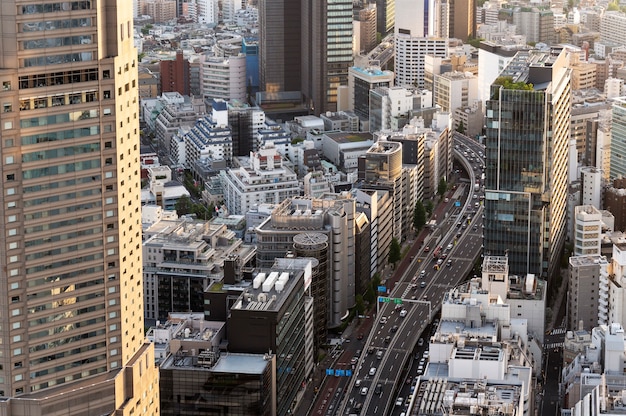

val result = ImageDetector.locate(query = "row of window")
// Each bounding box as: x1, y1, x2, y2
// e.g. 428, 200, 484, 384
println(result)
20, 109, 98, 128
30, 340, 106, 366
23, 52, 93, 68
21, 1, 91, 14
24, 213, 104, 235
21, 17, 92, 32
22, 143, 100, 163
19, 68, 100, 89
23, 35, 92, 50
26, 264, 103, 288
20, 91, 101, 111
21, 125, 100, 145
25, 235, 102, 260
24, 188, 101, 208
23, 175, 101, 194
25, 252, 103, 276
22, 158, 101, 180
27, 277, 105, 302
28, 303, 105, 328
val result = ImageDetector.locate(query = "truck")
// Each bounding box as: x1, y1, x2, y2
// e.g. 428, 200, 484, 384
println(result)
433, 246, 442, 259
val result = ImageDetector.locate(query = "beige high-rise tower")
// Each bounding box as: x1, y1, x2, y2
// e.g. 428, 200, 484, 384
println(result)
0, 1, 159, 415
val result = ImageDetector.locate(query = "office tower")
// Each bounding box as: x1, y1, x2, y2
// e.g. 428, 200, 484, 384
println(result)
611, 97, 626, 179
605, 178, 626, 232
573, 205, 602, 256
375, 0, 395, 36
484, 49, 571, 280
258, 0, 301, 94
0, 0, 159, 412
445, 0, 475, 41
301, 0, 353, 114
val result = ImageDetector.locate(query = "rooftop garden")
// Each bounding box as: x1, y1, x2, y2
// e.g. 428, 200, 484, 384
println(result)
493, 76, 534, 91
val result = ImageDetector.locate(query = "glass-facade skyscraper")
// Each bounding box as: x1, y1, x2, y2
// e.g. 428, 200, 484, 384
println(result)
483, 49, 571, 281
0, 1, 159, 413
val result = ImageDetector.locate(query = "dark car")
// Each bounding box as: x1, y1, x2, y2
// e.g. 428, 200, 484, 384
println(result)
391, 325, 399, 333
384, 335, 391, 344
357, 333, 364, 340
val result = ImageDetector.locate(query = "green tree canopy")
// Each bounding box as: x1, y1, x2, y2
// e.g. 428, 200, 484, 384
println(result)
175, 195, 193, 216
438, 178, 448, 197
388, 237, 401, 266
413, 201, 426, 231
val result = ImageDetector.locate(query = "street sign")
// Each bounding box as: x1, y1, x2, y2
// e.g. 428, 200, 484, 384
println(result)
393, 298, 403, 305
377, 286, 386, 293
455, 201, 461, 207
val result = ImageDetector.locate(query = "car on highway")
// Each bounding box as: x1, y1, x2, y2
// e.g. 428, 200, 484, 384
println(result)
399, 309, 407, 318
395, 397, 404, 407
379, 316, 388, 325
376, 349, 383, 359
420, 270, 426, 277
375, 383, 382, 395
424, 246, 430, 252
369, 367, 377, 376
391, 325, 399, 333
351, 357, 358, 365
361, 387, 368, 396
384, 335, 391, 344
447, 260, 452, 267
418, 338, 424, 346
355, 379, 362, 387
357, 333, 363, 340
446, 243, 453, 250
420, 281, 426, 288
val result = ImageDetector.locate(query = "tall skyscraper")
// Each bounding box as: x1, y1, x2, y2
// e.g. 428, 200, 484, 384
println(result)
258, 0, 302, 94
0, 1, 159, 413
484, 49, 571, 280
301, 0, 353, 114
611, 97, 626, 180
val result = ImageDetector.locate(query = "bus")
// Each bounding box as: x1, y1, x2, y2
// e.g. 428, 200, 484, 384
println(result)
433, 246, 442, 259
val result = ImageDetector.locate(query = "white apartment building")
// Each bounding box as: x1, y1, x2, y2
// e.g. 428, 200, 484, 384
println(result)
606, 244, 626, 327
395, 35, 448, 88
369, 86, 433, 132
182, 116, 233, 169
197, 0, 219, 24
220, 145, 300, 215
574, 205, 603, 256
200, 54, 246, 102
600, 12, 626, 49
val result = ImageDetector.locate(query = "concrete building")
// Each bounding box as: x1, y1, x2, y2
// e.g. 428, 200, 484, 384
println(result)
227, 102, 266, 157
611, 97, 626, 180
200, 54, 247, 102
484, 49, 571, 280
180, 115, 233, 169
410, 271, 537, 416
220, 145, 300, 216
354, 3, 378, 54
301, 0, 354, 115
568, 255, 607, 331
433, 71, 479, 113
141, 166, 190, 210
604, 244, 626, 327
145, 0, 177, 22
570, 102, 611, 166
355, 189, 394, 278
574, 205, 603, 256
348, 66, 394, 120
160, 50, 190, 96
369, 87, 433, 132
0, 0, 159, 411
375, 0, 395, 35
160, 345, 276, 415
228, 262, 314, 416
358, 140, 406, 241
600, 12, 626, 50
580, 167, 604, 208
481, 256, 547, 345
197, 0, 219, 24
441, 0, 476, 41
320, 131, 374, 172
477, 41, 529, 106
395, 36, 448, 89
255, 196, 356, 329
512, 8, 556, 45
605, 178, 626, 232
142, 210, 255, 322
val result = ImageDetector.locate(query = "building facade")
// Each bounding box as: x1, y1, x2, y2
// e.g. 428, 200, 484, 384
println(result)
0, 0, 159, 412
610, 97, 626, 179
484, 49, 571, 280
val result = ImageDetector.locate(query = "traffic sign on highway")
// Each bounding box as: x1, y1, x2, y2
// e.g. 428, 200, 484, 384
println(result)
378, 296, 390, 303
377, 286, 386, 293
455, 201, 461, 207
393, 298, 403, 305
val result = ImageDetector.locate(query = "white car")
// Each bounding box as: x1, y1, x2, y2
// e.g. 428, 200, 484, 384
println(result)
369, 367, 377, 376
399, 309, 408, 318
361, 386, 368, 396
